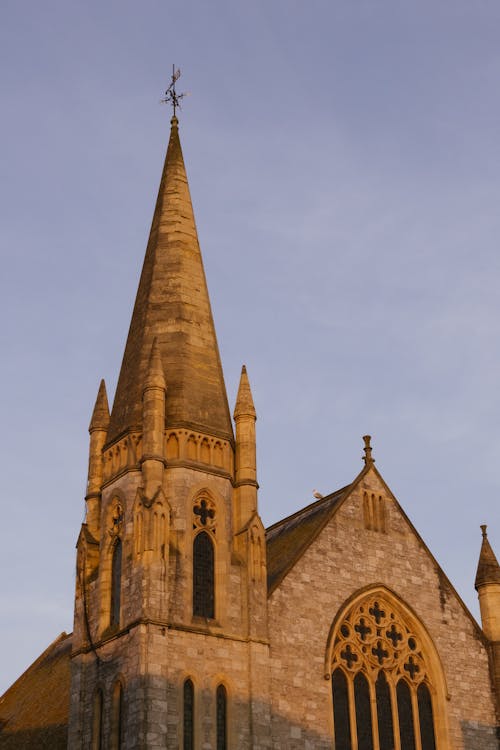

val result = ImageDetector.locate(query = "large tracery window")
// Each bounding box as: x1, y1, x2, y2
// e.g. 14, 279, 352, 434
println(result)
330, 593, 438, 750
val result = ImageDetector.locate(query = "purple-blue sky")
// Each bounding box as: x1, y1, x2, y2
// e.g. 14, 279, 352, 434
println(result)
2, 1, 500, 694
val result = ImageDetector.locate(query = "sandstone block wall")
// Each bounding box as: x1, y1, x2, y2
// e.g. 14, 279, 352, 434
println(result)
267, 468, 498, 750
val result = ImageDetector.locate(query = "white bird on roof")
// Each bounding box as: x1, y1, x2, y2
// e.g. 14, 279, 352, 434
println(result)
313, 489, 323, 499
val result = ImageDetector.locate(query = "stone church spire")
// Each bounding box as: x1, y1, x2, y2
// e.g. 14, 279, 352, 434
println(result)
107, 116, 233, 444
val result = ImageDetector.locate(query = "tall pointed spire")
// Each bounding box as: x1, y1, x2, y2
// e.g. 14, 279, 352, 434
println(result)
475, 525, 500, 589
107, 117, 233, 444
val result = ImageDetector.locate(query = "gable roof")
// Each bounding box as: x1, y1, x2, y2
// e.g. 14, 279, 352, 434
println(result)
0, 632, 72, 749
265, 463, 486, 643
266, 485, 350, 594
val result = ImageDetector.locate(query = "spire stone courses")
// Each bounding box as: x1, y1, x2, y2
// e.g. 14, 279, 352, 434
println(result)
107, 118, 233, 444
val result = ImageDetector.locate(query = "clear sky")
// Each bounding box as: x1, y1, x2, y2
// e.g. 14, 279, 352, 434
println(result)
1, 0, 500, 695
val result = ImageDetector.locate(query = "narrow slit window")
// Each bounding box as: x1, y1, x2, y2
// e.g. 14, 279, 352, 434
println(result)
216, 684, 227, 750
183, 679, 194, 750
110, 538, 122, 627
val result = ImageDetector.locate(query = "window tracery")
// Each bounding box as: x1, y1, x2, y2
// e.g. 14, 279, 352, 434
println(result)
331, 594, 437, 750
193, 496, 216, 531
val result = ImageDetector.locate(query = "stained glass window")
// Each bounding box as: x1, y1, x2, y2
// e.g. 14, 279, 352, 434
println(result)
193, 531, 214, 618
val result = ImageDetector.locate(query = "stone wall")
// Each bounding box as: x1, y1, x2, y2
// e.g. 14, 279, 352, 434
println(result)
267, 467, 498, 750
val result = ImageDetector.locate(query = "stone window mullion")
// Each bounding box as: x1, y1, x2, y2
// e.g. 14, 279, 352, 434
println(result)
411, 687, 423, 750
348, 674, 359, 750
368, 676, 380, 750
389, 676, 402, 750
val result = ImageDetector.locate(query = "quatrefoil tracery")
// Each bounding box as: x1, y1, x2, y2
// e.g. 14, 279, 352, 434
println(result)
193, 496, 216, 531
332, 596, 426, 684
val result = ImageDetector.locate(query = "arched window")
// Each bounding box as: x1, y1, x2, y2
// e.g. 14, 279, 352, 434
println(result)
183, 679, 194, 750
193, 531, 214, 618
216, 684, 227, 750
91, 688, 103, 750
110, 538, 122, 627
330, 593, 439, 750
110, 681, 123, 750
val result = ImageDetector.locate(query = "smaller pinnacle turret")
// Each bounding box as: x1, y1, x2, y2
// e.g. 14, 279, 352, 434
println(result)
234, 365, 256, 420
89, 380, 110, 433
475, 525, 500, 590
145, 338, 166, 392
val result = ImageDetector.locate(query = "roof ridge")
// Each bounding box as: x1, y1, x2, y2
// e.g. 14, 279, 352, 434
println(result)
265, 484, 350, 535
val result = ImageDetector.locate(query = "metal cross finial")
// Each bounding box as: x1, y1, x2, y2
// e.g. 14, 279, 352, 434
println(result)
162, 65, 187, 118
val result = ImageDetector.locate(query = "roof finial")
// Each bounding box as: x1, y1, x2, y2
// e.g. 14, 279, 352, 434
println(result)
481, 524, 488, 539
362, 435, 374, 466
161, 65, 187, 124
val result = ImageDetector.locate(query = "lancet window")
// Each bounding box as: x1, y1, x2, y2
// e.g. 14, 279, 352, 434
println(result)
183, 679, 194, 750
330, 594, 437, 750
110, 538, 122, 627
192, 494, 216, 619
193, 531, 215, 618
216, 684, 227, 750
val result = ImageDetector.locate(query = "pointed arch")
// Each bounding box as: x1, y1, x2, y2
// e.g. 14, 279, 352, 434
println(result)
326, 586, 447, 750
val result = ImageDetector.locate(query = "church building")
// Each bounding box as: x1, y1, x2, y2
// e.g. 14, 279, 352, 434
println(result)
1, 110, 499, 750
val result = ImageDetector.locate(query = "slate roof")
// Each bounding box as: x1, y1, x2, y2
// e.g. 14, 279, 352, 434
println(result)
0, 632, 72, 749
266, 485, 350, 594
107, 117, 233, 445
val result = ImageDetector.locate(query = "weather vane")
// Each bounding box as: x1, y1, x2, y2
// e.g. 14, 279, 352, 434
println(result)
161, 65, 187, 117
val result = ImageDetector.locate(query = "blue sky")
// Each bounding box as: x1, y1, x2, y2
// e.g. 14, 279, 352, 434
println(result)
1, 1, 500, 694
